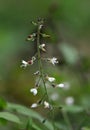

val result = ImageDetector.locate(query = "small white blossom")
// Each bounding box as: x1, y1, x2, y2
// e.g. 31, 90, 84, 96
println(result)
21, 60, 28, 68
40, 44, 45, 48
31, 103, 38, 108
26, 33, 36, 41
32, 56, 36, 61
47, 57, 58, 65
27, 60, 33, 65
65, 97, 74, 105
39, 44, 46, 52
46, 76, 55, 82
44, 101, 50, 108
34, 70, 40, 75
56, 83, 65, 88
30, 88, 37, 95
27, 57, 36, 65
39, 24, 43, 30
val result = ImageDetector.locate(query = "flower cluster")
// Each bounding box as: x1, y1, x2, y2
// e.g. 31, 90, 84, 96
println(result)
21, 56, 36, 68
21, 18, 65, 110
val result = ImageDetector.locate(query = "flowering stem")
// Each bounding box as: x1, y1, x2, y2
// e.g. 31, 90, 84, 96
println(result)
36, 23, 55, 130
37, 24, 49, 100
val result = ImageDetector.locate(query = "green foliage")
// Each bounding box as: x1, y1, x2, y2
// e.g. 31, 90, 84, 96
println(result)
0, 112, 21, 124
26, 119, 42, 130
63, 105, 84, 113
82, 127, 90, 130
0, 98, 7, 110
60, 43, 78, 65
6, 102, 53, 130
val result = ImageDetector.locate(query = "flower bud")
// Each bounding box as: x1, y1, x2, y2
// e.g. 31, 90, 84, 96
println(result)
46, 76, 55, 82
21, 60, 29, 68
39, 44, 46, 52
26, 33, 36, 41
41, 33, 50, 38
31, 103, 38, 108
34, 71, 40, 75
31, 21, 37, 26
44, 101, 50, 108
30, 88, 38, 95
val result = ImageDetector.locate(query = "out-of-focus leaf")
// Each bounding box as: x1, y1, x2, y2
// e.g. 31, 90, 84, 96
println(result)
82, 127, 90, 130
81, 96, 90, 108
0, 112, 21, 124
0, 98, 7, 110
0, 118, 7, 125
27, 119, 42, 130
30, 121, 42, 130
31, 123, 42, 130
63, 105, 84, 113
55, 122, 67, 130
7, 103, 42, 121
59, 43, 78, 64
7, 102, 53, 130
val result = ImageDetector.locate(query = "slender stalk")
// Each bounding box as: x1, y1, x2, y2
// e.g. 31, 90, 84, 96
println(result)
36, 23, 56, 130
36, 24, 49, 100
50, 108, 56, 130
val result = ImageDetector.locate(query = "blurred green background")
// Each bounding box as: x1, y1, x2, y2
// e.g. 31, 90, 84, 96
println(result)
0, 0, 90, 129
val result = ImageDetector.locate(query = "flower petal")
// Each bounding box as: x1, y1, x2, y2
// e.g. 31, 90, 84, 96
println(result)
30, 88, 37, 95
31, 103, 38, 108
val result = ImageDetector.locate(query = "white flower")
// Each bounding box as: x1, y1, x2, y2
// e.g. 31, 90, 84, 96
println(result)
65, 97, 74, 105
21, 60, 28, 67
39, 24, 43, 30
30, 88, 37, 95
46, 76, 55, 82
39, 44, 46, 52
48, 57, 58, 65
44, 101, 50, 108
26, 33, 36, 41
27, 60, 33, 65
32, 56, 36, 61
40, 44, 45, 48
28, 56, 36, 65
31, 103, 38, 108
34, 70, 40, 75
56, 83, 65, 88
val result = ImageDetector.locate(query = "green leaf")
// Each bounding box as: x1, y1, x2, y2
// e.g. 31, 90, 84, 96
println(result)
82, 127, 90, 130
0, 112, 21, 124
0, 118, 7, 125
60, 43, 78, 65
6, 103, 53, 130
31, 123, 42, 130
0, 97, 7, 110
63, 105, 84, 113
27, 119, 42, 130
